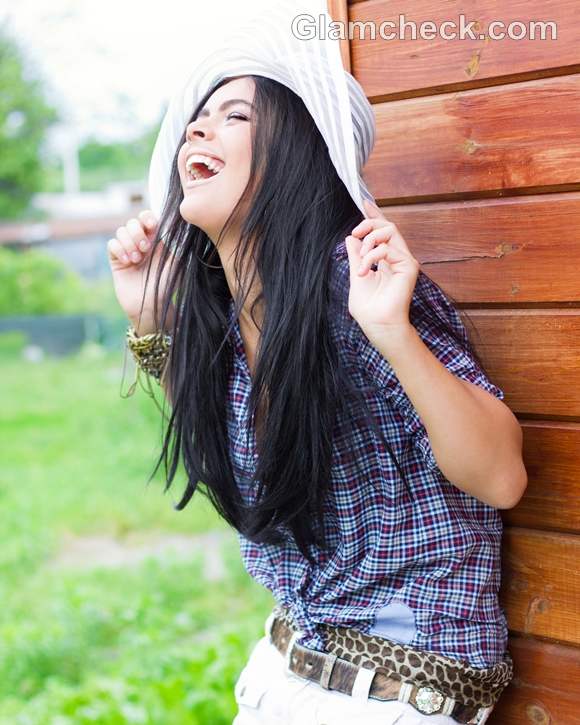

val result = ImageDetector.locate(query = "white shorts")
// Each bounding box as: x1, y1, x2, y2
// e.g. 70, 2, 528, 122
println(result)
232, 634, 463, 725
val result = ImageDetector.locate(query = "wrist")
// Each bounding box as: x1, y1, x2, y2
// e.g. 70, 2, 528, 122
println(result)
129, 318, 160, 336
363, 322, 418, 361
129, 305, 175, 336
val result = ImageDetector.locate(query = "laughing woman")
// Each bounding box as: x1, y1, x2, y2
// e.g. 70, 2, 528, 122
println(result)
107, 7, 526, 725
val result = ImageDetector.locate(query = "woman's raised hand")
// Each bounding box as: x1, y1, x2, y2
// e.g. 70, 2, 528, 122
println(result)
107, 210, 175, 333
345, 199, 420, 347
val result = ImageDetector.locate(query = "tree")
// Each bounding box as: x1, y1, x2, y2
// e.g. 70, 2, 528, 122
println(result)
78, 117, 162, 191
0, 22, 59, 219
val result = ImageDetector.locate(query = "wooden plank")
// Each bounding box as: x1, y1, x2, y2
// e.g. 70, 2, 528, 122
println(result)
374, 193, 580, 304
344, 3, 580, 722
502, 422, 580, 534
348, 0, 580, 100
489, 635, 580, 724
458, 309, 580, 419
363, 73, 580, 202
327, 0, 352, 72
500, 527, 580, 646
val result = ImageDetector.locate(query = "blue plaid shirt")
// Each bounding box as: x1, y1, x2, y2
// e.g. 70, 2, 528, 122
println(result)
226, 239, 509, 669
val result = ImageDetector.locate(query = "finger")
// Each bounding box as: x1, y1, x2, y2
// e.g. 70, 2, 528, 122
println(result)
345, 234, 364, 278
358, 242, 392, 275
138, 209, 158, 236
351, 207, 392, 237
363, 219, 410, 259
381, 228, 413, 258
116, 226, 143, 264
361, 240, 411, 274
126, 218, 152, 253
359, 226, 395, 258
364, 198, 384, 219
377, 259, 391, 274
350, 217, 383, 239
107, 238, 130, 265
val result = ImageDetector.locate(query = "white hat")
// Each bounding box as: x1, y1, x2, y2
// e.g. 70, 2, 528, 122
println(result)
147, 0, 376, 219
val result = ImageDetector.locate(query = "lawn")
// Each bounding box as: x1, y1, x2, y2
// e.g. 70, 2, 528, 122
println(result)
0, 340, 275, 724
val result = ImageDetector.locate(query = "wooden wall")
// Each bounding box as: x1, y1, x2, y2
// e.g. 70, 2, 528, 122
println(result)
328, 1, 580, 722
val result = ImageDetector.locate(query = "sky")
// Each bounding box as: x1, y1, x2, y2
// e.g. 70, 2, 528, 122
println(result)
0, 0, 274, 151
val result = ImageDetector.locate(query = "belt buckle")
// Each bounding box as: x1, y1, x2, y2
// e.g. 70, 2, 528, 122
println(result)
400, 682, 458, 719
415, 685, 445, 714
412, 687, 493, 724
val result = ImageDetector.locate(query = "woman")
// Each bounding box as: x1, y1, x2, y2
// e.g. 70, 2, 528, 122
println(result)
108, 49, 525, 725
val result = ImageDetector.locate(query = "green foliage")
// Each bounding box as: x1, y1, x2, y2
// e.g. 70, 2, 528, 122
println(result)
0, 246, 94, 315
0, 348, 229, 579
0, 20, 162, 208
0, 348, 275, 722
39, 158, 65, 193
0, 552, 273, 724
78, 122, 160, 191
0, 23, 59, 219
0, 329, 26, 356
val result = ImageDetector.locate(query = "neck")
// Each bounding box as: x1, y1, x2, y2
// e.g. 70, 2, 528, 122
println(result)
211, 228, 264, 333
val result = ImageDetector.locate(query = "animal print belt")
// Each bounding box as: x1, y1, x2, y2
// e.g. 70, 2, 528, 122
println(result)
266, 605, 513, 725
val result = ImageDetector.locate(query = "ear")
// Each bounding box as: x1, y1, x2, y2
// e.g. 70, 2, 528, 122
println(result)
363, 198, 384, 219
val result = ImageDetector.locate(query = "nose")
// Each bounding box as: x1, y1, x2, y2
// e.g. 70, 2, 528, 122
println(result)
186, 117, 215, 143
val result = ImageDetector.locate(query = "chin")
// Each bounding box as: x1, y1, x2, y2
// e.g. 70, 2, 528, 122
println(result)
179, 197, 217, 231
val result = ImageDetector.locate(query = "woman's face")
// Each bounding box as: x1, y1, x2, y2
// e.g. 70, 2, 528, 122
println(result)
177, 76, 256, 241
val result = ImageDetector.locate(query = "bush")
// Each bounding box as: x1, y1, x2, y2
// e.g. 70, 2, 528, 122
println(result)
0, 330, 26, 357
0, 247, 92, 315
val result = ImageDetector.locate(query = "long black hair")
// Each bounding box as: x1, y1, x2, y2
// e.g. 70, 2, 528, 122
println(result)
135, 75, 486, 566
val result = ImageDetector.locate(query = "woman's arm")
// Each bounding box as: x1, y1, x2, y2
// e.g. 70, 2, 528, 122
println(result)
344, 199, 527, 509
369, 323, 526, 509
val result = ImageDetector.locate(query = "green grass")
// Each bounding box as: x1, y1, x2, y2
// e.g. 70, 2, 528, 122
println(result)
0, 341, 275, 723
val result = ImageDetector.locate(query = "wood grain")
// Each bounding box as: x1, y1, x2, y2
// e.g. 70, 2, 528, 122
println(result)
363, 74, 580, 202
500, 527, 580, 646
420, 306, 580, 419
502, 422, 580, 534
348, 0, 579, 100
342, 4, 580, 719
489, 635, 580, 724
372, 193, 580, 304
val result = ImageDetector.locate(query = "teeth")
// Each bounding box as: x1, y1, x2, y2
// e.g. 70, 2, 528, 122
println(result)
185, 153, 225, 180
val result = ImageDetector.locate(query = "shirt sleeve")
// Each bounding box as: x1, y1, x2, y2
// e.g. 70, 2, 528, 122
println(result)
343, 264, 505, 473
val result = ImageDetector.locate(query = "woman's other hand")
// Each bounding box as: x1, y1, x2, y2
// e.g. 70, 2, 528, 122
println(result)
345, 199, 420, 345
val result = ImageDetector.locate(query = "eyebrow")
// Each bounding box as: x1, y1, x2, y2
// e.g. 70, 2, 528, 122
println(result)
197, 99, 254, 117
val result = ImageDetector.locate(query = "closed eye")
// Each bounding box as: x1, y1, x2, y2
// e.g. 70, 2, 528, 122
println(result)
227, 112, 249, 121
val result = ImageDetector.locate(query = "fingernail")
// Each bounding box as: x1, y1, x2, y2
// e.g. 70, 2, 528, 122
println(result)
358, 264, 365, 274
139, 239, 150, 251
122, 254, 129, 263
131, 251, 141, 262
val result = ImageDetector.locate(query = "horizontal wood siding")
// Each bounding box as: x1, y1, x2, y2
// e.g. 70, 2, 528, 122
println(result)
336, 1, 580, 720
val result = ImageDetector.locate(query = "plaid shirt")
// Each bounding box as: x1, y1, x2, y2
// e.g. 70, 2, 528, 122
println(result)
226, 239, 509, 669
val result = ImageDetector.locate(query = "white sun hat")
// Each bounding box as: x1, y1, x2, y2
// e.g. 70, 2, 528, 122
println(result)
147, 0, 376, 220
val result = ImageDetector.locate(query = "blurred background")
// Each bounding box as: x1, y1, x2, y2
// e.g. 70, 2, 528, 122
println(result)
0, 1, 275, 722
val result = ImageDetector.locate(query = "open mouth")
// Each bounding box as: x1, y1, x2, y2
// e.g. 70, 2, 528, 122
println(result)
185, 154, 225, 183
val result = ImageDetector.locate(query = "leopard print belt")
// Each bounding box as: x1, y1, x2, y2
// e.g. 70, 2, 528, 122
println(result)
267, 605, 513, 724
